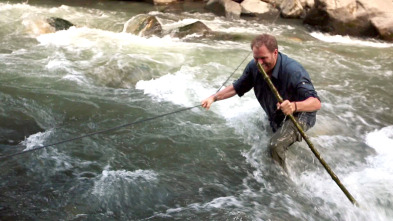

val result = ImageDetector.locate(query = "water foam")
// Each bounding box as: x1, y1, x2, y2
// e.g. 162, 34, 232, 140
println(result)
93, 167, 158, 197
21, 130, 53, 151
342, 126, 393, 219
135, 61, 263, 132
0, 2, 31, 11
135, 65, 209, 107
165, 196, 243, 214
365, 126, 393, 155
310, 32, 393, 48
294, 126, 393, 219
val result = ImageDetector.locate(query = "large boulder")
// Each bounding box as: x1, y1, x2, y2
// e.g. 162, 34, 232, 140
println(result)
123, 14, 163, 37
303, 0, 393, 41
280, 0, 304, 18
241, 0, 276, 16
371, 16, 393, 42
205, 0, 242, 19
240, 0, 272, 15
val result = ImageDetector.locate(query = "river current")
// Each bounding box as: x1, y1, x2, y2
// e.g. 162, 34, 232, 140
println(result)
1, 1, 393, 220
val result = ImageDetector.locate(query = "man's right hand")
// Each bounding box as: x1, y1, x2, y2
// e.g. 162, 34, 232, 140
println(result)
201, 95, 216, 110
201, 85, 237, 111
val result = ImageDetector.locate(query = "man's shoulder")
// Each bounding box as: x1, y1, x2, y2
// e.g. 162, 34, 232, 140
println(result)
246, 59, 257, 68
280, 53, 300, 67
279, 53, 305, 73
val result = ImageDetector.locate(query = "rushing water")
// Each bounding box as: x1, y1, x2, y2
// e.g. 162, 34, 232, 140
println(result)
1, 1, 393, 220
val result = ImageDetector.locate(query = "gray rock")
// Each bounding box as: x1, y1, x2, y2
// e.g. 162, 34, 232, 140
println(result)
123, 14, 163, 37
173, 21, 212, 38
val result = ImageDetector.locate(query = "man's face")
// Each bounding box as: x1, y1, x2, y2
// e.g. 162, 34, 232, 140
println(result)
253, 45, 278, 74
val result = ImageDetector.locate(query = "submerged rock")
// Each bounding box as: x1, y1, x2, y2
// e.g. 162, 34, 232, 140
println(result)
171, 20, 253, 42
46, 17, 74, 31
0, 112, 44, 145
123, 14, 163, 37
173, 21, 212, 38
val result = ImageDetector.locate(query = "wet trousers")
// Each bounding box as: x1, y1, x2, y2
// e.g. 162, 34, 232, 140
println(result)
268, 116, 309, 171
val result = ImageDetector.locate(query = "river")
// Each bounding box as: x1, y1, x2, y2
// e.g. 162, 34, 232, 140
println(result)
1, 1, 393, 220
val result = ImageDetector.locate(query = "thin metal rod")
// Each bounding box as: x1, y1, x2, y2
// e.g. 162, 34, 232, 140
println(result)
257, 63, 359, 207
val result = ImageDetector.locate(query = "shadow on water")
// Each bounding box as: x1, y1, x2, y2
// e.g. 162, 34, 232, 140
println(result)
0, 112, 44, 146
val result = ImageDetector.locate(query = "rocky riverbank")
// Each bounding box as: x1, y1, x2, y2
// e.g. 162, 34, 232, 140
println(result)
143, 0, 393, 42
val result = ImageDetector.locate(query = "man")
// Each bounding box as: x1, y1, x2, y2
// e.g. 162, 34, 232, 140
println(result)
201, 34, 321, 171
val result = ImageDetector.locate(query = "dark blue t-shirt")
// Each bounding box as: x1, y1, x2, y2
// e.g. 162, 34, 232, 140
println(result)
233, 52, 320, 132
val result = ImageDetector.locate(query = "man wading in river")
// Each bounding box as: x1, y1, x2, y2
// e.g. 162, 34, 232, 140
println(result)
201, 34, 321, 172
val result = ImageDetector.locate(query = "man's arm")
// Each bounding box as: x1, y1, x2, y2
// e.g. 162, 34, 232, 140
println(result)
201, 85, 237, 110
278, 97, 321, 115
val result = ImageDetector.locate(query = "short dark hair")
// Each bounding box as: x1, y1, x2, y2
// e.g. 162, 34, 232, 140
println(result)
250, 34, 278, 52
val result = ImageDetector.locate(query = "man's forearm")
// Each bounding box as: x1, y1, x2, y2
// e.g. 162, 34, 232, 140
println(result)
295, 97, 321, 112
212, 85, 237, 101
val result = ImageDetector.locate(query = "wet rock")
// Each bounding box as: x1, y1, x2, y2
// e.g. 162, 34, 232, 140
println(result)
46, 17, 74, 31
23, 17, 74, 36
171, 20, 254, 42
173, 21, 212, 38
123, 14, 163, 37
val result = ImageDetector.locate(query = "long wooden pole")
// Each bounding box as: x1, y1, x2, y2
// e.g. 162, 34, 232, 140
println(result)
257, 63, 359, 206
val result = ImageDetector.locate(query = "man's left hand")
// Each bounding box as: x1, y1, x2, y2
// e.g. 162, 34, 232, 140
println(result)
277, 100, 296, 115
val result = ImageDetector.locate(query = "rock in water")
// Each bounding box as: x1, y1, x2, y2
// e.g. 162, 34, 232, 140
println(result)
174, 21, 212, 38
46, 17, 74, 31
123, 14, 163, 37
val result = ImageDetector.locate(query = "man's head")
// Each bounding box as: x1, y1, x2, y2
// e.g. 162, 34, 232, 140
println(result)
251, 34, 278, 74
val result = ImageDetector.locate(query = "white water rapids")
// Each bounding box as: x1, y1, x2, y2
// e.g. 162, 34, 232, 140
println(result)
0, 1, 393, 220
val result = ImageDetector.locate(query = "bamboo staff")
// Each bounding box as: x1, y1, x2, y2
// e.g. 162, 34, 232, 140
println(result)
257, 63, 359, 207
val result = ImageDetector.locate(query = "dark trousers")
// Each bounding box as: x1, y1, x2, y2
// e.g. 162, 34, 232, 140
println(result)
268, 116, 309, 172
